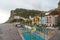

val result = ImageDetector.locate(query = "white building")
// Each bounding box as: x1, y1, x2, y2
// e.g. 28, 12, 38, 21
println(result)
47, 15, 58, 27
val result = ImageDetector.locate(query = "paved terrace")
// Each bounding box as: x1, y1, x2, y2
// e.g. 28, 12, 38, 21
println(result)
0, 23, 22, 40
49, 30, 60, 40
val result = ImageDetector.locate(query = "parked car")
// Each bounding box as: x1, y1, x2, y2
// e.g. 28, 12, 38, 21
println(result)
15, 24, 24, 28
15, 24, 21, 28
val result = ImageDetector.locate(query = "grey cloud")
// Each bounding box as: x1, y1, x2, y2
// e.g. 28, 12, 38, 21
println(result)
0, 0, 59, 11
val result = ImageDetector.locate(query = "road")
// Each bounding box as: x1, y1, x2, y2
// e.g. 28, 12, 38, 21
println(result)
0, 23, 22, 40
49, 30, 60, 40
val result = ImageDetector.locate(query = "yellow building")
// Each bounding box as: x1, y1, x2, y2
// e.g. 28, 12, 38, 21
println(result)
33, 16, 40, 25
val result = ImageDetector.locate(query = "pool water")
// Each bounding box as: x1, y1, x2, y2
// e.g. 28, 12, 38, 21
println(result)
36, 27, 48, 34
22, 32, 45, 40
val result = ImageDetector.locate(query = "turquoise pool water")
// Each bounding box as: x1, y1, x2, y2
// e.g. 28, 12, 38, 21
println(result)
36, 26, 48, 34
22, 32, 45, 40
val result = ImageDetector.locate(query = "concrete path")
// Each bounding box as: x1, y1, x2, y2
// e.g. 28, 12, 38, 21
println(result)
49, 30, 60, 40
0, 23, 21, 40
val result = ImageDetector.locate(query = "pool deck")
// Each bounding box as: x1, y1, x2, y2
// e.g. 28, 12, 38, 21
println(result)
49, 30, 60, 40
17, 28, 24, 40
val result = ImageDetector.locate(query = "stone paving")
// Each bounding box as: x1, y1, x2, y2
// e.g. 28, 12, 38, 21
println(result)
49, 30, 60, 40
0, 23, 21, 40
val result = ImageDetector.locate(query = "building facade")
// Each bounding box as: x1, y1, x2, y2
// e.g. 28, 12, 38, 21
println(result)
40, 16, 47, 26
47, 15, 58, 27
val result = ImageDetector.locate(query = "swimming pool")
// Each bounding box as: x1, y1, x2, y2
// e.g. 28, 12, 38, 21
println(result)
36, 26, 48, 34
22, 32, 45, 40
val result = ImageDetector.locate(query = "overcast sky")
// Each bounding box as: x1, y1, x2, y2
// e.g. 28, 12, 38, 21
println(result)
0, 0, 59, 11
0, 0, 59, 23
